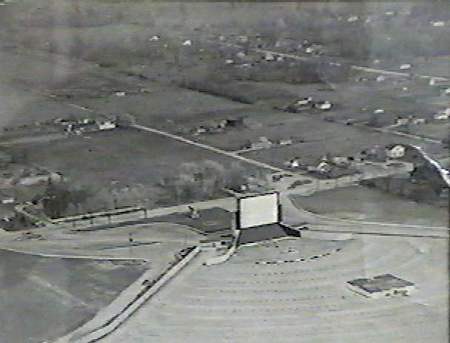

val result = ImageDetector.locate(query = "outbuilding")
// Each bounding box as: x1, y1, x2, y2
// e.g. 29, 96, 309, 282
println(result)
386, 144, 406, 159
347, 274, 415, 299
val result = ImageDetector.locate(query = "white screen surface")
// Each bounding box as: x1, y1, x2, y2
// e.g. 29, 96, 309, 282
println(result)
239, 193, 279, 229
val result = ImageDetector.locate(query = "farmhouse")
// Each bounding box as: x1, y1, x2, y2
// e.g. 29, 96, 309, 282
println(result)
64, 116, 118, 134
314, 100, 333, 110
285, 157, 301, 169
396, 117, 410, 126
97, 119, 117, 131
331, 156, 352, 167
433, 108, 450, 120
0, 189, 15, 204
250, 136, 272, 149
347, 274, 415, 299
399, 63, 412, 70
386, 144, 406, 159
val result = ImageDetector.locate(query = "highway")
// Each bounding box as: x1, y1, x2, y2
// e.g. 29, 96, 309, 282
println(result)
218, 39, 449, 82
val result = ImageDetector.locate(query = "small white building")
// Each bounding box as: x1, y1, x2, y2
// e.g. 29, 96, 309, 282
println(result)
285, 158, 300, 169
97, 120, 117, 131
279, 139, 293, 146
386, 145, 406, 159
296, 97, 313, 106
434, 109, 450, 120
396, 117, 410, 126
331, 156, 351, 167
236, 51, 247, 59
399, 63, 412, 70
264, 52, 275, 62
316, 161, 333, 174
0, 190, 15, 205
412, 118, 426, 125
315, 101, 332, 110
431, 21, 445, 27
251, 136, 272, 149
238, 35, 248, 43
347, 274, 415, 299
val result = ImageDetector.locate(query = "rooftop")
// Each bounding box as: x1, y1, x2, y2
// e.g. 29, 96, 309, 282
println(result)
348, 274, 414, 294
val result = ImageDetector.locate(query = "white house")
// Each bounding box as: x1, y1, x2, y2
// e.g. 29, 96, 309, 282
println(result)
316, 161, 333, 174
315, 101, 332, 110
0, 190, 15, 205
399, 63, 412, 70
331, 156, 351, 167
386, 145, 406, 159
236, 51, 247, 59
434, 109, 450, 120
396, 117, 410, 126
296, 97, 313, 106
278, 139, 293, 146
264, 52, 275, 62
97, 120, 117, 131
412, 118, 426, 125
431, 21, 445, 27
238, 35, 248, 43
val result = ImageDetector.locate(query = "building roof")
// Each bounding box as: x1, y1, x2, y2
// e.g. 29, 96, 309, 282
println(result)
348, 274, 414, 294
238, 223, 290, 245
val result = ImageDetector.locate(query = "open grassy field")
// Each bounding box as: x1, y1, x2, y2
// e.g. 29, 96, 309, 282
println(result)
290, 185, 448, 227
236, 114, 445, 167
405, 122, 450, 142
0, 249, 147, 343
5, 128, 269, 206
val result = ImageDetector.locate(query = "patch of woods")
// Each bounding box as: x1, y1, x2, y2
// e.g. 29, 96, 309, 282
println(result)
39, 160, 267, 219
40, 180, 158, 219
158, 160, 267, 203
363, 168, 448, 207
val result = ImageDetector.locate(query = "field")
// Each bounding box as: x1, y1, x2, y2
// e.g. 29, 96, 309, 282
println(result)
290, 185, 448, 227
5, 128, 269, 207
0, 249, 147, 343
239, 117, 445, 168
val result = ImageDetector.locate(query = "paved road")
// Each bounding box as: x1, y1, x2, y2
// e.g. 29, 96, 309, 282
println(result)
282, 194, 449, 239
228, 41, 449, 81
132, 124, 286, 173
